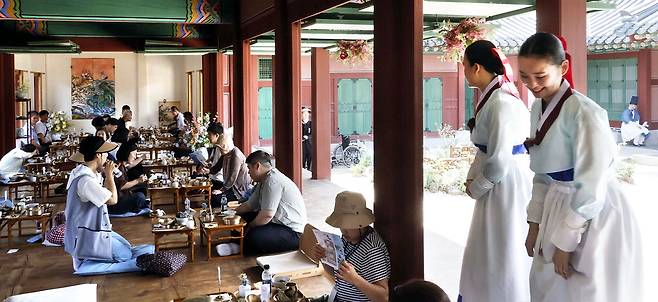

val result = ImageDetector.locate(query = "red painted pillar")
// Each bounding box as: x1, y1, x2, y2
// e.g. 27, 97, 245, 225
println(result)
250, 55, 261, 146
202, 53, 225, 119
536, 0, 587, 92
457, 64, 466, 127
233, 41, 254, 155
273, 0, 302, 188
0, 54, 15, 157
311, 48, 331, 180
637, 49, 652, 128
373, 0, 424, 285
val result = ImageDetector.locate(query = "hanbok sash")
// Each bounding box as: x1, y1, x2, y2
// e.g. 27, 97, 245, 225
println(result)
524, 80, 573, 148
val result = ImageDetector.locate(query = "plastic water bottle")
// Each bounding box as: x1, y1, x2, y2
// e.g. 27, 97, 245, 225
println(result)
260, 264, 272, 302
238, 273, 250, 298
220, 195, 228, 212
184, 198, 191, 214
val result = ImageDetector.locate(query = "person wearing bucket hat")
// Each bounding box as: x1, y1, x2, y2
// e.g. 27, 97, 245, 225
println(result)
64, 136, 135, 271
620, 95, 650, 146
312, 191, 390, 302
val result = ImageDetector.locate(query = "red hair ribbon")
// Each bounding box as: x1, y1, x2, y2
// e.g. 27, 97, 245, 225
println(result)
491, 48, 521, 99
557, 36, 574, 87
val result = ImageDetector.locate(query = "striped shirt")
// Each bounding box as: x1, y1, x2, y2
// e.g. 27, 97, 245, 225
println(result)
335, 227, 391, 302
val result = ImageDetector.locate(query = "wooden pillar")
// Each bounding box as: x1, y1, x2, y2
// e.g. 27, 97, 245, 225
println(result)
457, 64, 466, 127
250, 55, 261, 146
273, 0, 302, 188
637, 49, 653, 128
202, 53, 225, 119
536, 0, 587, 92
233, 40, 254, 154
0, 54, 15, 156
373, 0, 424, 285
311, 48, 331, 180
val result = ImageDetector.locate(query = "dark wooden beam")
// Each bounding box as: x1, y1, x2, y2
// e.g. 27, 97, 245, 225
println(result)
373, 0, 424, 286
311, 48, 331, 180
287, 0, 351, 23
240, 9, 276, 41
0, 54, 15, 157
67, 37, 214, 52
273, 0, 303, 188
0, 0, 225, 24
202, 53, 224, 118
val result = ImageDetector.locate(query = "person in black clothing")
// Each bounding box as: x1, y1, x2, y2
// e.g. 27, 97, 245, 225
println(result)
92, 116, 106, 131
301, 107, 312, 170
107, 140, 149, 215
104, 118, 119, 140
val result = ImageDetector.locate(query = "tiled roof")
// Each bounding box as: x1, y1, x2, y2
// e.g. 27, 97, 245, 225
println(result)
423, 0, 658, 54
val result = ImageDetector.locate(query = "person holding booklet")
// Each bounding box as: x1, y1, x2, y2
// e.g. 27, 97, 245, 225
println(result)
311, 191, 390, 302
519, 32, 643, 302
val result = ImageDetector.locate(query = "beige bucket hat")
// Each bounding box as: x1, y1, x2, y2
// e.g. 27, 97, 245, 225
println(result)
70, 136, 118, 163
325, 191, 375, 229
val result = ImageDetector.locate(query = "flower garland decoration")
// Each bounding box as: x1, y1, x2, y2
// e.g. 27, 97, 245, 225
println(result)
438, 17, 487, 62
185, 112, 213, 150
48, 111, 70, 133
335, 40, 372, 66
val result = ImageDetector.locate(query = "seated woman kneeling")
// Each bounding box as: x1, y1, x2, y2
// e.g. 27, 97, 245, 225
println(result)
312, 191, 391, 302
64, 136, 133, 271
108, 140, 149, 215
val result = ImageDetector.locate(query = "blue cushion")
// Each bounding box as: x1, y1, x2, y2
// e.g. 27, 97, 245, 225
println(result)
74, 244, 155, 276
108, 208, 152, 218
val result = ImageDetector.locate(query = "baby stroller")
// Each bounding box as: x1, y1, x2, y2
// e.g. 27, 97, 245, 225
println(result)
331, 134, 365, 168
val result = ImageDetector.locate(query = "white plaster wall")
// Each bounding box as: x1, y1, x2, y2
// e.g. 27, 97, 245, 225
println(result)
11, 53, 191, 133
143, 55, 187, 127
43, 52, 138, 133
184, 55, 202, 72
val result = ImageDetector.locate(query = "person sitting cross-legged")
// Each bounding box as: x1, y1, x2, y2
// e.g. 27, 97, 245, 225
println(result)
107, 140, 149, 215
234, 150, 307, 255
64, 136, 134, 271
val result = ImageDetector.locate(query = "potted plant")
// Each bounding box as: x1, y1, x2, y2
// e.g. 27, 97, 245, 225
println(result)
48, 111, 70, 141
16, 84, 29, 99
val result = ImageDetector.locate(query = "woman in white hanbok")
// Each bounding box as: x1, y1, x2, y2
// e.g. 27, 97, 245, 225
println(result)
519, 32, 643, 302
458, 40, 532, 302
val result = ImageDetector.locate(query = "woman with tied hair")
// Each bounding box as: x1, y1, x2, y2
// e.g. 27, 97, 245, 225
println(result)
519, 32, 643, 302
206, 124, 252, 208
458, 39, 532, 302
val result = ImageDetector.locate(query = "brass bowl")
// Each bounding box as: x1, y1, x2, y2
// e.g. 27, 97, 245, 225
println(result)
222, 215, 241, 225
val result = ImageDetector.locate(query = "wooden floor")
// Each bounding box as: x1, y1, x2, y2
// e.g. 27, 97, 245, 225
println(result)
0, 173, 342, 302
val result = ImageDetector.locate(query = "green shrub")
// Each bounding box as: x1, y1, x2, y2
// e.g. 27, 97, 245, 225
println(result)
615, 158, 636, 184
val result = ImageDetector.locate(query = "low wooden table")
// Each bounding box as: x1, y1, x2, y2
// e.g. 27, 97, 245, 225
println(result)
148, 186, 181, 211
180, 183, 212, 208
0, 212, 53, 248
152, 218, 196, 262
38, 177, 68, 201
2, 180, 39, 200
198, 216, 247, 260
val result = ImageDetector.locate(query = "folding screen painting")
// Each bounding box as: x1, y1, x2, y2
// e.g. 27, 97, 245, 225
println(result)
71, 58, 116, 119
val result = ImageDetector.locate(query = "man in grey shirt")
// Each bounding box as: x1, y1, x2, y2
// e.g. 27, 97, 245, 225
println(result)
236, 150, 308, 255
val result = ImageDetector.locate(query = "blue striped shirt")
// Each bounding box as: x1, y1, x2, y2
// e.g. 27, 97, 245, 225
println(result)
335, 227, 391, 302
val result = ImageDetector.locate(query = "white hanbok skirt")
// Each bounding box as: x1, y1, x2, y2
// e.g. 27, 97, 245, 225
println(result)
459, 152, 532, 302
620, 122, 649, 142
530, 177, 643, 302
